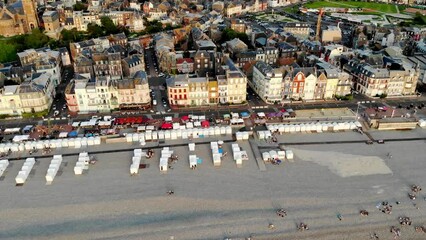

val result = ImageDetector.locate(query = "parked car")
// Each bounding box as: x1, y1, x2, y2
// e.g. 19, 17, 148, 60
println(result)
153, 100, 157, 106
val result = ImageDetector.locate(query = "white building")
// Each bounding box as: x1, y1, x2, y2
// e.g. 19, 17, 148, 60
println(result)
251, 61, 283, 104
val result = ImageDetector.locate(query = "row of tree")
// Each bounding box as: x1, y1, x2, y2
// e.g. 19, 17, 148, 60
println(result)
0, 29, 52, 63
0, 17, 183, 63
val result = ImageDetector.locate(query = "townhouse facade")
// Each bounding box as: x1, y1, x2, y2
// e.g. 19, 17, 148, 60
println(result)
344, 59, 418, 97
167, 57, 247, 107
251, 61, 283, 104
65, 71, 151, 113
0, 72, 56, 116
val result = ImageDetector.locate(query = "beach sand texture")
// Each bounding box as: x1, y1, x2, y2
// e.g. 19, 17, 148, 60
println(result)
0, 133, 426, 240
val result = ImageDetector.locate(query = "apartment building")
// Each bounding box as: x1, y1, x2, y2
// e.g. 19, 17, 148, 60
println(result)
283, 22, 310, 39
251, 61, 283, 104
167, 57, 247, 107
166, 74, 189, 106
122, 54, 145, 77
17, 48, 62, 86
65, 71, 151, 113
22, 72, 56, 112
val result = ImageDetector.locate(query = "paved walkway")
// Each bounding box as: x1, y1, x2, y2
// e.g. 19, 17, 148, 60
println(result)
248, 139, 267, 171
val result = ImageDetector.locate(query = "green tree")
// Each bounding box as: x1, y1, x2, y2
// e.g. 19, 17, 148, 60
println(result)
0, 41, 18, 63
73, 2, 87, 11
220, 28, 250, 46
25, 29, 50, 49
145, 20, 163, 34
101, 16, 119, 35
87, 23, 104, 38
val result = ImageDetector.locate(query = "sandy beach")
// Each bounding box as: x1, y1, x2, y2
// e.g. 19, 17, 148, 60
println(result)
1, 129, 426, 240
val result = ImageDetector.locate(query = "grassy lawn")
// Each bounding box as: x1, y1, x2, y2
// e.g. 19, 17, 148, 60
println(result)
304, 1, 401, 14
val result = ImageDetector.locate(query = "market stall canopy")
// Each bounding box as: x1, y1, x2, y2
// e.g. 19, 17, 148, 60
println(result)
68, 131, 78, 137
58, 132, 69, 138
161, 123, 173, 130
257, 112, 266, 118
201, 120, 210, 128
241, 112, 250, 118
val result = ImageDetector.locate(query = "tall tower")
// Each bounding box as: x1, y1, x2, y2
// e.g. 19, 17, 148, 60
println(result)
22, 0, 38, 32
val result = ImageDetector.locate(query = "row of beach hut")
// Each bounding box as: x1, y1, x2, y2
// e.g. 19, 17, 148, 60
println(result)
74, 152, 90, 175
231, 143, 248, 167
0, 160, 9, 178
262, 150, 293, 162
266, 121, 362, 134
418, 119, 426, 128
159, 147, 172, 172
126, 126, 233, 143
130, 149, 142, 175
235, 131, 250, 141
45, 155, 62, 183
15, 158, 35, 184
188, 143, 197, 169
210, 141, 223, 166
0, 137, 102, 153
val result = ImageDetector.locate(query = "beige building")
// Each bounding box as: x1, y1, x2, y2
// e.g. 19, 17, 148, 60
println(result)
0, 85, 22, 116
43, 11, 61, 39
321, 26, 342, 43
19, 73, 55, 113
166, 74, 190, 106
115, 71, 151, 110
167, 57, 248, 108
0, 0, 39, 37
283, 22, 310, 39
66, 71, 150, 113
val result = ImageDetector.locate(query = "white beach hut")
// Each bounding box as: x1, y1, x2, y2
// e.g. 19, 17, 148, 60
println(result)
159, 158, 168, 172
126, 133, 133, 142
213, 126, 220, 135
286, 150, 294, 160
170, 130, 177, 140
132, 133, 140, 142
278, 151, 286, 160
226, 126, 232, 135
189, 155, 197, 168
236, 132, 243, 141
316, 124, 322, 132
145, 130, 152, 141
213, 153, 221, 166
189, 143, 195, 151
181, 129, 188, 139
278, 125, 285, 134
0, 160, 9, 177
295, 124, 301, 132
262, 152, 271, 162
94, 136, 101, 145
269, 150, 278, 160
158, 131, 165, 140
87, 137, 95, 146
74, 139, 82, 149
258, 131, 265, 139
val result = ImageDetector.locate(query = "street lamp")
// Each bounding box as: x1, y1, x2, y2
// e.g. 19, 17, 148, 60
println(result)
355, 101, 364, 120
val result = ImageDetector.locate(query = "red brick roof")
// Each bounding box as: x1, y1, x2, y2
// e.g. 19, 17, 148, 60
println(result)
176, 58, 194, 64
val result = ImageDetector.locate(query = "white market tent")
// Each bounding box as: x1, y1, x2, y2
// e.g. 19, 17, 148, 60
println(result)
257, 112, 266, 118
12, 135, 30, 143
59, 132, 69, 138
